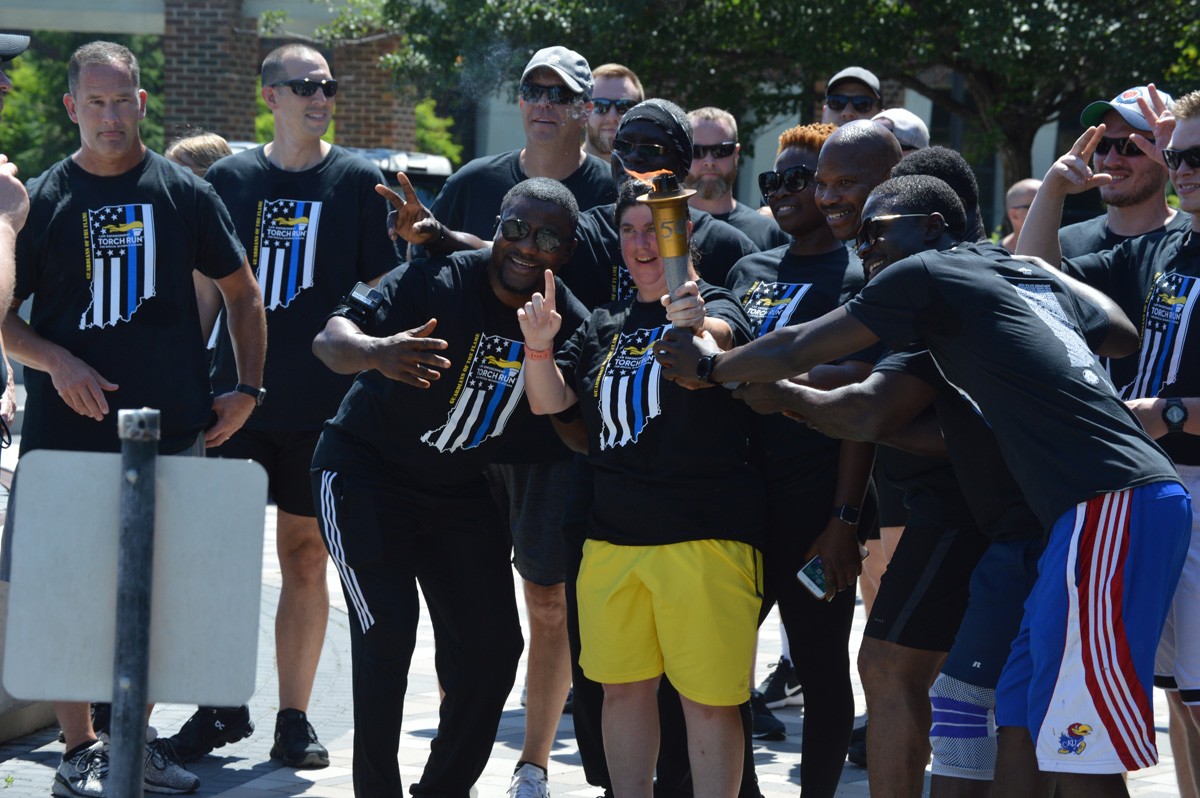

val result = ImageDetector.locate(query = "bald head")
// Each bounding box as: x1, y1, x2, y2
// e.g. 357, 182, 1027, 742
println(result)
814, 120, 903, 241
1006, 178, 1041, 208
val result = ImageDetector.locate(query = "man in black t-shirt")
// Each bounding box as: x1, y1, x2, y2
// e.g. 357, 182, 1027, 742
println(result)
309, 178, 588, 798
168, 42, 400, 771
660, 175, 1190, 796
4, 41, 266, 798
685, 107, 788, 251
1047, 86, 1190, 257
1018, 93, 1200, 798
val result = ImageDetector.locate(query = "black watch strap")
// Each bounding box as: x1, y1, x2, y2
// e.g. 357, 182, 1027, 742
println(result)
833, 505, 861, 525
235, 383, 266, 407
696, 354, 719, 384
1164, 397, 1187, 434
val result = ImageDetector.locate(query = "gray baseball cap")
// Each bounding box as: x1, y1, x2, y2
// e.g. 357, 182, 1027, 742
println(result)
1080, 86, 1175, 132
0, 33, 30, 60
827, 66, 881, 99
521, 46, 593, 99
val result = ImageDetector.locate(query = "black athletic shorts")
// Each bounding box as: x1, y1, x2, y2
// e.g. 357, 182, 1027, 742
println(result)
863, 522, 991, 651
211, 427, 321, 517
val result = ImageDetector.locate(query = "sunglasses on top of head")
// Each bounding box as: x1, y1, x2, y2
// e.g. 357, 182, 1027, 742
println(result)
758, 165, 816, 197
1094, 136, 1154, 157
271, 78, 338, 98
497, 217, 565, 254
1163, 146, 1200, 170
592, 98, 637, 116
825, 94, 877, 113
519, 83, 581, 105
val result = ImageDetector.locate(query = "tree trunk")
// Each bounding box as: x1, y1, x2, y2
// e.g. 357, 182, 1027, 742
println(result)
995, 124, 1038, 194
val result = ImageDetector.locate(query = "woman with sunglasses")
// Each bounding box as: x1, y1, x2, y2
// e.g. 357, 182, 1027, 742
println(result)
726, 122, 878, 798
518, 179, 765, 798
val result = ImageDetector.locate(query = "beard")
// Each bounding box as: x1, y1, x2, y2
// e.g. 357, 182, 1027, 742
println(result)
1097, 165, 1167, 209
587, 126, 615, 156
685, 172, 732, 201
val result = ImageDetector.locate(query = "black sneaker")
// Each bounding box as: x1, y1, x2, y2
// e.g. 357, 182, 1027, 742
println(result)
757, 657, 803, 710
749, 689, 786, 741
166, 706, 254, 762
270, 709, 329, 769
847, 738, 867, 767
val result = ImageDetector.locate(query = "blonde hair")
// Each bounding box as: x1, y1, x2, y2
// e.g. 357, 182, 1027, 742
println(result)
1173, 90, 1200, 121
592, 63, 645, 101
688, 107, 738, 141
777, 123, 837, 156
165, 130, 233, 177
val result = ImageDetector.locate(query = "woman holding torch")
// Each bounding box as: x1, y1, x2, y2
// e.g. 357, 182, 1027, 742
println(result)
518, 179, 766, 798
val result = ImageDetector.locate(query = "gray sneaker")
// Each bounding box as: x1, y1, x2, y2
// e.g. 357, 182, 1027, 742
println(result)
53, 740, 109, 797
143, 738, 199, 794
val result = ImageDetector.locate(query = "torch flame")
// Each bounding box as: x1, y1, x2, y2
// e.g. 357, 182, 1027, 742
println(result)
624, 168, 675, 184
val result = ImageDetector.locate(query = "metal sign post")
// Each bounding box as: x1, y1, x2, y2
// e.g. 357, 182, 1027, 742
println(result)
110, 408, 160, 798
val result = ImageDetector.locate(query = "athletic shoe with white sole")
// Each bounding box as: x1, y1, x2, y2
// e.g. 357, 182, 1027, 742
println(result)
508, 762, 549, 798
53, 740, 109, 797
166, 705, 254, 762
757, 657, 804, 709
750, 689, 787, 740
270, 709, 330, 769
143, 738, 200, 794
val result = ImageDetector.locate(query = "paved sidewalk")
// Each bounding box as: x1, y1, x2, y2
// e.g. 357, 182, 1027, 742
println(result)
0, 505, 1187, 797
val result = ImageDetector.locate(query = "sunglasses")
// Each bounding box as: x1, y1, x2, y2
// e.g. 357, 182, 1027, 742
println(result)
1163, 146, 1200, 170
519, 83, 580, 105
825, 94, 878, 113
498, 217, 565, 253
611, 139, 666, 157
592, 98, 637, 116
693, 142, 737, 159
855, 214, 931, 249
758, 165, 816, 197
1094, 136, 1153, 157
271, 78, 338, 98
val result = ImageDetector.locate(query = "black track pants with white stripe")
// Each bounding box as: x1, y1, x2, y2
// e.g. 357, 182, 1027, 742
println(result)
313, 467, 524, 798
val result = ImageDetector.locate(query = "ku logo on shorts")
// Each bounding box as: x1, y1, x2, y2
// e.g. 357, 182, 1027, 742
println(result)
1057, 722, 1092, 756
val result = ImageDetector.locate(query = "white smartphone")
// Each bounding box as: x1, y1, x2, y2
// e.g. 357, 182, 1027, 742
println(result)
797, 554, 832, 601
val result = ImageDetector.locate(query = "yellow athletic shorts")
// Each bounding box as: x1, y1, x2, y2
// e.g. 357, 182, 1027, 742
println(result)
577, 538, 763, 706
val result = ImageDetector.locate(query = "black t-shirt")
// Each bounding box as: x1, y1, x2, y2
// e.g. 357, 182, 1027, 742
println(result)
874, 347, 1041, 542
1059, 211, 1192, 260
557, 281, 765, 547
562, 203, 759, 309
712, 203, 790, 252
846, 246, 1180, 528
430, 150, 616, 244
15, 151, 245, 454
206, 146, 400, 430
322, 249, 589, 487
726, 245, 865, 486
1064, 228, 1200, 464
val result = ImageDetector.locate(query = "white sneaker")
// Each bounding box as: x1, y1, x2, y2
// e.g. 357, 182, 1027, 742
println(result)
53, 740, 109, 797
143, 738, 200, 794
507, 763, 549, 798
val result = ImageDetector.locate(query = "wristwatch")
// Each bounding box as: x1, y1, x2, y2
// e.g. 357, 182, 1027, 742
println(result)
832, 505, 861, 525
696, 354, 720, 384
235, 383, 267, 407
1163, 397, 1187, 434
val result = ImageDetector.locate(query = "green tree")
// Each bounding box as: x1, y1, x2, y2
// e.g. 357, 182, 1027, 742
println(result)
319, 0, 1200, 186
414, 97, 462, 166
0, 32, 163, 181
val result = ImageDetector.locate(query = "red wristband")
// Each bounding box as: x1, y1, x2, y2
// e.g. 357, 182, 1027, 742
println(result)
524, 345, 551, 361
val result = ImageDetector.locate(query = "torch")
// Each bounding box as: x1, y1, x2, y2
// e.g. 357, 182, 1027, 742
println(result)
633, 170, 696, 329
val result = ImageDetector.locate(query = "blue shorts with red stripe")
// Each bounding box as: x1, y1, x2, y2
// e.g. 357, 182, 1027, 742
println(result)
995, 481, 1191, 774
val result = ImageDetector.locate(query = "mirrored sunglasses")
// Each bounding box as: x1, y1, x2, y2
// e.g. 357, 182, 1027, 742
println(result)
499, 218, 565, 253
519, 83, 580, 105
592, 98, 637, 116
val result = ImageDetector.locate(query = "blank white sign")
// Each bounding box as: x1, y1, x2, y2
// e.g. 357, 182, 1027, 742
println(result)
3, 450, 267, 705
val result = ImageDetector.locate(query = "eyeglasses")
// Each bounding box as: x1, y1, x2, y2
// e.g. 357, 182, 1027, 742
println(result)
758, 165, 816, 197
855, 214, 931, 249
825, 94, 878, 113
693, 142, 737, 159
271, 78, 338, 98
592, 98, 637, 117
519, 83, 580, 105
1163, 146, 1200, 170
611, 139, 666, 157
498, 217, 565, 253
1094, 136, 1153, 157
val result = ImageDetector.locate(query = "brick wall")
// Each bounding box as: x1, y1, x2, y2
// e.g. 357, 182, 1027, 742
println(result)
332, 35, 417, 151
163, 0, 258, 143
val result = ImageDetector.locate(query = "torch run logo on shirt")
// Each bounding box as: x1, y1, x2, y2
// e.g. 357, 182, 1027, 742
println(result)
1120, 272, 1197, 400
422, 334, 525, 453
743, 281, 813, 336
255, 199, 321, 310
80, 204, 156, 329
597, 326, 665, 450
